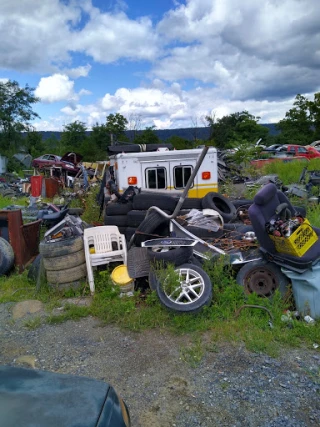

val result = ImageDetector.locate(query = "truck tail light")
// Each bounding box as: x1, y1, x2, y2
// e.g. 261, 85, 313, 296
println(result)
202, 171, 211, 180
128, 176, 137, 185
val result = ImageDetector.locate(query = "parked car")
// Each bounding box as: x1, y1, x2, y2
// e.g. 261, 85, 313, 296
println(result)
305, 145, 320, 156
31, 152, 83, 175
31, 154, 62, 168
274, 144, 320, 159
262, 144, 283, 153
0, 365, 130, 427
310, 140, 320, 149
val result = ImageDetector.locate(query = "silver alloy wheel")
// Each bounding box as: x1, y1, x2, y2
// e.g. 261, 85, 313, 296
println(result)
163, 267, 205, 305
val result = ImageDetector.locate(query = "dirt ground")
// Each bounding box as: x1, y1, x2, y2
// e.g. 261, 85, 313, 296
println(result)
1, 299, 320, 426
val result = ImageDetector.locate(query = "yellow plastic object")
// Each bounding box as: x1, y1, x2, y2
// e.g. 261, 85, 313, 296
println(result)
111, 265, 134, 291
269, 219, 318, 257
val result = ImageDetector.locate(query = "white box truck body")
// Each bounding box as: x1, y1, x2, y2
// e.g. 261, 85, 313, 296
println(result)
109, 147, 218, 198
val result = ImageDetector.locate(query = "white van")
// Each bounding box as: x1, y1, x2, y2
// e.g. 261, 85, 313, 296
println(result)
109, 147, 218, 198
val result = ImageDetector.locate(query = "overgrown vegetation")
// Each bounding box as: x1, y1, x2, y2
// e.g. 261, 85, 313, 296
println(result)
1, 84, 320, 358
2, 251, 320, 359
262, 158, 320, 185
1, 160, 320, 358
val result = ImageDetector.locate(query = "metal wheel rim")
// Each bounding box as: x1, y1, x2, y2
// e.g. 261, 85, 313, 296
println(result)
163, 267, 205, 305
152, 247, 172, 253
244, 267, 277, 297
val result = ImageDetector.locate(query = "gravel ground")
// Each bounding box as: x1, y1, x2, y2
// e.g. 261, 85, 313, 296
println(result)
1, 300, 320, 427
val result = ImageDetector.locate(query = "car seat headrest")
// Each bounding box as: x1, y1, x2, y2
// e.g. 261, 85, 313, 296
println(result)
254, 183, 277, 205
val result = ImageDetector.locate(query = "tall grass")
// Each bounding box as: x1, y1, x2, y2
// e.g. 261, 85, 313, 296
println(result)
0, 195, 28, 209
262, 158, 320, 185
307, 203, 320, 228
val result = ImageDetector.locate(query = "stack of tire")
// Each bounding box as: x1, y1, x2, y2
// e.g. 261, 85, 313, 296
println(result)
0, 237, 15, 276
0, 186, 16, 198
103, 192, 246, 246
104, 194, 178, 245
39, 236, 87, 288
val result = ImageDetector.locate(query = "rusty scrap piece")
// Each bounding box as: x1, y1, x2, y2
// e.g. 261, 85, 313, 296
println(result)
0, 209, 41, 273
209, 238, 258, 251
234, 304, 274, 321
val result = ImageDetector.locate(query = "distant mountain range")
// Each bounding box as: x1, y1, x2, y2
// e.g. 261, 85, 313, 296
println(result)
39, 123, 279, 142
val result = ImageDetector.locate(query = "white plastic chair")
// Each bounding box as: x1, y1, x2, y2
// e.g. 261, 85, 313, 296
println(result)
83, 226, 127, 294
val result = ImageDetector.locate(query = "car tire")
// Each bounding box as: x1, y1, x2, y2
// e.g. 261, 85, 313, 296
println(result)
43, 249, 85, 271
127, 210, 147, 227
108, 144, 141, 154
2, 189, 15, 197
147, 246, 193, 266
231, 199, 253, 210
236, 259, 290, 297
201, 192, 237, 222
46, 262, 87, 284
104, 215, 128, 227
0, 237, 14, 275
133, 194, 177, 212
106, 202, 133, 216
134, 211, 169, 246
149, 263, 213, 313
181, 198, 203, 210
67, 208, 84, 216
188, 255, 203, 267
39, 236, 84, 258
125, 227, 136, 242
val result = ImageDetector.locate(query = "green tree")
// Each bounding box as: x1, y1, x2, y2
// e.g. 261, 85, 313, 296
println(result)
89, 122, 110, 155
310, 92, 320, 140
24, 130, 45, 158
205, 111, 268, 149
105, 113, 128, 143
43, 134, 59, 152
0, 80, 39, 152
134, 126, 160, 144
276, 94, 314, 145
166, 135, 193, 150
60, 121, 87, 154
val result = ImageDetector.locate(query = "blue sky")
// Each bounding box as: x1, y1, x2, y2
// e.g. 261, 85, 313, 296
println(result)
1, 0, 319, 131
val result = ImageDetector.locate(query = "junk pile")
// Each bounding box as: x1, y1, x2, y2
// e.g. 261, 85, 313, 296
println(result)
38, 215, 89, 288
2, 146, 320, 319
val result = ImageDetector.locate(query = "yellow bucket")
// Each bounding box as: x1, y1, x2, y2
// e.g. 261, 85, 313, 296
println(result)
111, 265, 134, 293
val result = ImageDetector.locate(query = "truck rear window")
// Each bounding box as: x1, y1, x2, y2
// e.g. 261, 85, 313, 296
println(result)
146, 167, 167, 189
174, 166, 193, 189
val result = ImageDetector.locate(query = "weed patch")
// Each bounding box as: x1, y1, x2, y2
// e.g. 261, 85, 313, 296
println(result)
46, 304, 91, 324
180, 337, 204, 367
24, 316, 42, 330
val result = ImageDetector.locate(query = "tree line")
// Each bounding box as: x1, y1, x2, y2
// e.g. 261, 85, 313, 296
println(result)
1, 79, 320, 170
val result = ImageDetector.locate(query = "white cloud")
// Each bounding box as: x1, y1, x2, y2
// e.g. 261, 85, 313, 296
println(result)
101, 86, 187, 119
66, 65, 92, 79
0, 0, 158, 73
79, 89, 92, 96
4, 0, 319, 130
0, 78, 9, 83
71, 10, 159, 63
155, 0, 320, 100
50, 83, 297, 132
35, 74, 75, 103
0, 0, 80, 73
